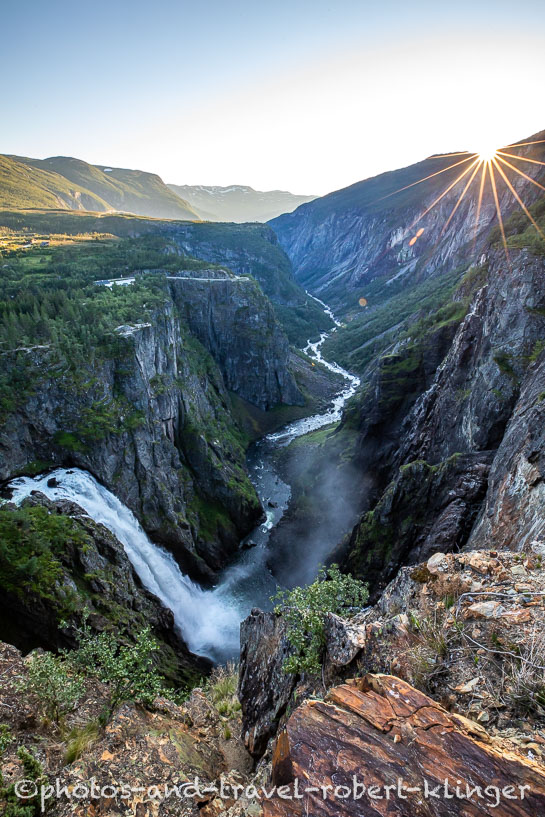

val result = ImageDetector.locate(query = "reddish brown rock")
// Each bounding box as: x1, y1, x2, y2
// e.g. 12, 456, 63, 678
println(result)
264, 674, 545, 816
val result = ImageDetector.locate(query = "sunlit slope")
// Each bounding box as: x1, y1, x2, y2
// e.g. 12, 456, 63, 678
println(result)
0, 155, 110, 211
1, 154, 199, 220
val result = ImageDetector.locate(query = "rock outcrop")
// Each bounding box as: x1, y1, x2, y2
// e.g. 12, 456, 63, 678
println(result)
345, 246, 545, 590
239, 609, 298, 758
239, 548, 545, 760
346, 452, 493, 595
265, 674, 545, 816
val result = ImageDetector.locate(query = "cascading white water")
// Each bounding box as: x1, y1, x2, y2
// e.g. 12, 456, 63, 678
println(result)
8, 469, 243, 662
267, 301, 360, 445
7, 297, 360, 664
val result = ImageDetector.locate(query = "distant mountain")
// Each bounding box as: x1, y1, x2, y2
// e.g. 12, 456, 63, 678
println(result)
0, 154, 199, 220
167, 183, 316, 223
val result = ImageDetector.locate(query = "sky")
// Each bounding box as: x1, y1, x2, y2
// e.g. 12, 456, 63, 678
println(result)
2, 0, 545, 195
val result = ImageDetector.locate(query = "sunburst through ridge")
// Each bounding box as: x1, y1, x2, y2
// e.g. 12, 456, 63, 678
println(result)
384, 137, 545, 267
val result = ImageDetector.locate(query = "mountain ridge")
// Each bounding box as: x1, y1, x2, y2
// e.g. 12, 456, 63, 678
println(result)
270, 129, 545, 317
0, 154, 200, 220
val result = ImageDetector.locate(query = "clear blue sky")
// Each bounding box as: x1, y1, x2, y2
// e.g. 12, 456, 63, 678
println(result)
2, 0, 545, 194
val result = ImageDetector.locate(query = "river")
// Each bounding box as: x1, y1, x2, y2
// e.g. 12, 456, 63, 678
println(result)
7, 300, 360, 664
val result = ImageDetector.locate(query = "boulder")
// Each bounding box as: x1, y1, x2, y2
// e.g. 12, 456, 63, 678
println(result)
324, 612, 367, 666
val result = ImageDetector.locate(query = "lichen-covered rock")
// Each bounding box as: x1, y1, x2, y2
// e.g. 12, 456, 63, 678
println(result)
324, 612, 368, 666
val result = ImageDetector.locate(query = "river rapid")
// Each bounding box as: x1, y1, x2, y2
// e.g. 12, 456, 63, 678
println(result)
8, 300, 360, 664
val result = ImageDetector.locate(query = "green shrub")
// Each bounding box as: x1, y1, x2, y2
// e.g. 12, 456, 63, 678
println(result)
528, 339, 545, 365
204, 663, 241, 720
19, 651, 83, 726
493, 352, 517, 380
69, 620, 171, 715
0, 746, 46, 817
0, 505, 85, 605
0, 725, 13, 755
273, 565, 368, 675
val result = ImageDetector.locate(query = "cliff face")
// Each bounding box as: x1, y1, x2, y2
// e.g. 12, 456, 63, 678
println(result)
397, 249, 545, 464
468, 355, 545, 551
0, 275, 301, 579
168, 273, 303, 409
154, 221, 333, 344
345, 246, 545, 592
270, 134, 545, 314
157, 222, 302, 306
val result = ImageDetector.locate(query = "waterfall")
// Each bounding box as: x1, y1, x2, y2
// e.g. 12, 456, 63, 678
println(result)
7, 298, 360, 664
8, 468, 242, 663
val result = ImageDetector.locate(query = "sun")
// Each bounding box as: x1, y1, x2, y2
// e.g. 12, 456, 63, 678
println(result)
379, 135, 545, 266
477, 145, 498, 162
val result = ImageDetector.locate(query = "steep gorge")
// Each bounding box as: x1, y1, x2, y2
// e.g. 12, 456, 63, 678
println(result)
3, 133, 545, 817
264, 134, 545, 597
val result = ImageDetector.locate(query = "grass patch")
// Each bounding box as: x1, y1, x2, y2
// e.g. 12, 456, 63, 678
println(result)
64, 721, 101, 763
204, 663, 241, 722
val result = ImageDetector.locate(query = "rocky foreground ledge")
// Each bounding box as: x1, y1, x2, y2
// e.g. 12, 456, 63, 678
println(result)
266, 673, 545, 816
238, 548, 545, 816
2, 548, 545, 816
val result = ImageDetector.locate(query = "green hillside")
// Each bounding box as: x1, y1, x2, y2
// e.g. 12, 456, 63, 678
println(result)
0, 155, 109, 211
0, 154, 199, 220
